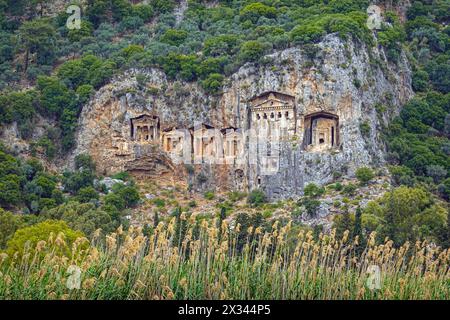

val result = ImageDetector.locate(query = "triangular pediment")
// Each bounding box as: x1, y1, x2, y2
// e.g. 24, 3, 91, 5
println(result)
249, 91, 294, 103
252, 98, 289, 109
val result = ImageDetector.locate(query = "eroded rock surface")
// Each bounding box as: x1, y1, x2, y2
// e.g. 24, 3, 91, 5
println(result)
70, 34, 413, 200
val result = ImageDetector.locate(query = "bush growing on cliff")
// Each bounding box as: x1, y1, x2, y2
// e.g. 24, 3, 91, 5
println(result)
201, 73, 224, 94
239, 3, 277, 24
63, 154, 96, 195
304, 183, 325, 198
355, 167, 375, 185
303, 198, 321, 217
290, 24, 325, 44
239, 41, 267, 63
247, 189, 266, 207
359, 121, 371, 137
204, 191, 215, 201
342, 183, 357, 196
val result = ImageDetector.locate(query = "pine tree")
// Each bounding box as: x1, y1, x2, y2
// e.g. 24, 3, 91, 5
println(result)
218, 206, 227, 242
173, 207, 186, 248
336, 206, 352, 239
384, 190, 398, 244
153, 211, 159, 229
220, 206, 227, 221
353, 206, 366, 254
446, 207, 450, 248
353, 206, 362, 238
342, 211, 352, 234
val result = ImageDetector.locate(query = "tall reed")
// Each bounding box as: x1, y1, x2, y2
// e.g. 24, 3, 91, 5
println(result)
0, 218, 448, 300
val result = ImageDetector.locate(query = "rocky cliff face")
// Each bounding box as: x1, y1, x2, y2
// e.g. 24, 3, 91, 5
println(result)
70, 34, 413, 199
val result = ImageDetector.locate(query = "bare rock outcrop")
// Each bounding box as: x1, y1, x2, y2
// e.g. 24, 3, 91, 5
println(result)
70, 34, 413, 199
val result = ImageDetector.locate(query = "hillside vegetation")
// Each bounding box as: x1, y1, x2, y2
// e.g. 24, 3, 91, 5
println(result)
0, 0, 449, 300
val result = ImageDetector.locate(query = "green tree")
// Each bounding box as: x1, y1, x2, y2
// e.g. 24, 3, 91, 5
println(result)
67, 20, 93, 42
389, 165, 415, 187
121, 45, 144, 60
0, 174, 22, 209
6, 220, 85, 259
201, 73, 224, 94
412, 69, 429, 92
161, 53, 198, 81
57, 59, 88, 90
76, 84, 94, 107
63, 154, 96, 194
334, 207, 354, 239
111, 184, 140, 208
377, 16, 406, 62
198, 57, 227, 79
234, 212, 264, 252
43, 201, 115, 237
173, 207, 186, 248
160, 29, 188, 46
76, 186, 99, 203
18, 18, 57, 70
60, 108, 78, 151
0, 209, 23, 249
438, 178, 450, 200
85, 0, 109, 27
353, 206, 366, 253
153, 211, 159, 228
0, 149, 23, 209
103, 192, 126, 211
239, 41, 266, 63
303, 198, 321, 217
290, 24, 326, 44
204, 34, 239, 57
378, 187, 446, 245
446, 208, 450, 248
353, 206, 362, 238
30, 172, 57, 198
240, 3, 277, 24
151, 0, 175, 14
37, 76, 74, 118
426, 165, 447, 183
0, 90, 38, 138
132, 4, 153, 22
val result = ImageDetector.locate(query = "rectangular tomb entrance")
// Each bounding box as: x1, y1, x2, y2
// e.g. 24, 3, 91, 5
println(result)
303, 111, 339, 152
130, 115, 160, 143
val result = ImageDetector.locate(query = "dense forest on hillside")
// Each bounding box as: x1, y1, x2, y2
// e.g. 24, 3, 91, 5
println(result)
0, 0, 449, 300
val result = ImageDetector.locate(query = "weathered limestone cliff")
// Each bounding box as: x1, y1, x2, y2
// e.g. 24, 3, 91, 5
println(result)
70, 34, 413, 199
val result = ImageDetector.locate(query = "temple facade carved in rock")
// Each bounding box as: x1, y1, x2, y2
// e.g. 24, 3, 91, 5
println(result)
108, 90, 341, 194
71, 35, 413, 199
